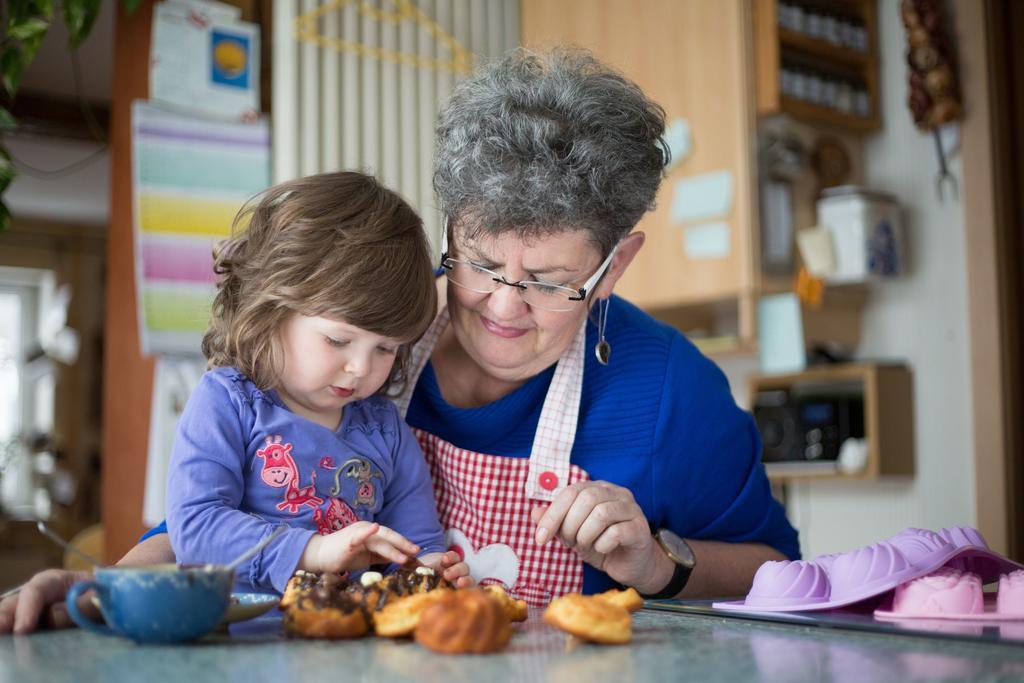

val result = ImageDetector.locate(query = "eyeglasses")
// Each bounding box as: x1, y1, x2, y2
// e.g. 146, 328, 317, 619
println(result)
440, 219, 618, 313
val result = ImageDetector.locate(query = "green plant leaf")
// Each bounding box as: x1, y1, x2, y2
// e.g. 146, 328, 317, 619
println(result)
63, 0, 102, 48
120, 0, 145, 16
0, 200, 10, 234
1, 45, 26, 96
0, 107, 16, 130
7, 17, 51, 41
0, 149, 15, 194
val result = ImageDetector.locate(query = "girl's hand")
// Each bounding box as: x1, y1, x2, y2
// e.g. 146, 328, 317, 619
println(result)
301, 522, 420, 574
531, 481, 666, 593
419, 550, 474, 588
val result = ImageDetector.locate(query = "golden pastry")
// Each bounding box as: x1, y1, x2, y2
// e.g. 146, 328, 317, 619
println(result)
374, 590, 450, 637
482, 584, 529, 622
282, 572, 370, 639
543, 593, 632, 644
595, 587, 643, 613
414, 589, 512, 654
280, 569, 320, 610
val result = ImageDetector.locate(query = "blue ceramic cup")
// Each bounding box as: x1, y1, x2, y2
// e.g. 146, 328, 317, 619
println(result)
66, 564, 233, 644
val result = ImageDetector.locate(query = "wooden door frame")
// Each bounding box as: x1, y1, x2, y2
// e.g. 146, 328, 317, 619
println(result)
959, 0, 1023, 559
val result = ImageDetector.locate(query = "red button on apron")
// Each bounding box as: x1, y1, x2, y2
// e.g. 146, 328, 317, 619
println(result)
538, 471, 559, 491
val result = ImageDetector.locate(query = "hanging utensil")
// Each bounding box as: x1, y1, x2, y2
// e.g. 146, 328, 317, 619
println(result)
932, 129, 958, 201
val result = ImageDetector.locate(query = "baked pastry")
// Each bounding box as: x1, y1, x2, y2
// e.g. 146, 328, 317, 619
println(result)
283, 573, 370, 639
280, 569, 321, 610
482, 584, 529, 622
281, 561, 455, 639
595, 587, 643, 613
414, 588, 512, 654
543, 593, 632, 644
374, 590, 450, 637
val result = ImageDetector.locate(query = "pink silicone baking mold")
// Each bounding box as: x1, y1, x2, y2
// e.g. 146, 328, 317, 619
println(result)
712, 525, 1024, 613
874, 568, 1024, 622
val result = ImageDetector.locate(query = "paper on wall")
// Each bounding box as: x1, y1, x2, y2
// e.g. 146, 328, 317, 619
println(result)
142, 356, 207, 527
132, 101, 270, 355
150, 0, 260, 121
670, 170, 733, 224
663, 118, 693, 171
757, 293, 806, 375
796, 227, 837, 277
683, 222, 731, 260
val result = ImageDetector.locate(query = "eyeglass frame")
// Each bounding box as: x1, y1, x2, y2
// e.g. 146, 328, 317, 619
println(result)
439, 218, 619, 306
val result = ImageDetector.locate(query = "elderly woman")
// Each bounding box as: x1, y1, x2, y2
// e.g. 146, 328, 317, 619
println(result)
2, 49, 797, 631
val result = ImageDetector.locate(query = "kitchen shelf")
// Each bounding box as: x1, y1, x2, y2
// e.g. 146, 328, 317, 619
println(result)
755, 0, 881, 133
750, 362, 914, 482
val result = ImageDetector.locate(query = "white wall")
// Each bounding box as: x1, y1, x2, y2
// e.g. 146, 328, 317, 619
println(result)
4, 0, 112, 227
719, 0, 976, 559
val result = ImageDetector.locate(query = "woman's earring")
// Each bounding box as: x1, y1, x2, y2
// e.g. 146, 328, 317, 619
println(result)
595, 298, 611, 365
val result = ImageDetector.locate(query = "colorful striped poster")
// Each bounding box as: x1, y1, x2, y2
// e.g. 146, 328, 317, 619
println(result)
132, 101, 270, 355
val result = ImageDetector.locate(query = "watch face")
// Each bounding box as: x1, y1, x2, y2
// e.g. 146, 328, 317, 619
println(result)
658, 529, 696, 567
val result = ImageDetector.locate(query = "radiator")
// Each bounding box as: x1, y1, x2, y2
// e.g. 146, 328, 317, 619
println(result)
272, 0, 520, 249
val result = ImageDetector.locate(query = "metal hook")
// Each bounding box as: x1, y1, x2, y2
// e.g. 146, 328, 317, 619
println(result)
932, 128, 959, 201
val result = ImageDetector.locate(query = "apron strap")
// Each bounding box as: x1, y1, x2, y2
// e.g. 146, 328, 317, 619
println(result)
393, 306, 450, 419
524, 319, 586, 502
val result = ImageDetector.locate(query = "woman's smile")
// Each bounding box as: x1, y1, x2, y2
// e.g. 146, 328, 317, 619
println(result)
480, 315, 530, 339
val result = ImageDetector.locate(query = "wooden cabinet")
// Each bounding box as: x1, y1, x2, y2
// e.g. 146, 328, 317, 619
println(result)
754, 0, 881, 133
521, 0, 763, 350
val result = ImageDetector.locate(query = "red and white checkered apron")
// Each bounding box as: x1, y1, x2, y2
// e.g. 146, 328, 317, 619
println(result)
395, 307, 589, 605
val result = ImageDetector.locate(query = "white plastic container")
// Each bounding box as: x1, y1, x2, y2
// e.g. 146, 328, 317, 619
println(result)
816, 186, 904, 284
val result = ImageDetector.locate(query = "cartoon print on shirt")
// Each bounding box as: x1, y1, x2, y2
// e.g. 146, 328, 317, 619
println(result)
312, 497, 360, 535
331, 457, 383, 512
255, 435, 324, 514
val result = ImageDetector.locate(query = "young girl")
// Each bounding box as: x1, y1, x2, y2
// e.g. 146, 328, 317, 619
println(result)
165, 171, 469, 594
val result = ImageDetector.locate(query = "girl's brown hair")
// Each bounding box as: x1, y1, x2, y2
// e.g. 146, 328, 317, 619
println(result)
202, 171, 437, 395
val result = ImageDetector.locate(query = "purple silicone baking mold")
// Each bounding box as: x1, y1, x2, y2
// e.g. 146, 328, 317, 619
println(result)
712, 525, 1024, 613
744, 560, 830, 607
874, 568, 1024, 622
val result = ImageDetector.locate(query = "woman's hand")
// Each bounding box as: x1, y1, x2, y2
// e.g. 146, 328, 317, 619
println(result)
301, 522, 420, 574
531, 481, 667, 592
0, 568, 97, 634
418, 550, 474, 588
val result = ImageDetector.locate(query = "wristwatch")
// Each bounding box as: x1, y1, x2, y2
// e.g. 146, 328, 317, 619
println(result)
640, 529, 696, 600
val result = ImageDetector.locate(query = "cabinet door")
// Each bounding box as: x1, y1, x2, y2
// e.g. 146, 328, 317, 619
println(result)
521, 0, 758, 312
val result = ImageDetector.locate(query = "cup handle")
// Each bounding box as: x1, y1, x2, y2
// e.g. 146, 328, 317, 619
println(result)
66, 581, 115, 637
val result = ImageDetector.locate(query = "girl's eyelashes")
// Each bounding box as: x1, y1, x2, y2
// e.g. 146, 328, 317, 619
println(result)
377, 346, 398, 355
325, 336, 349, 348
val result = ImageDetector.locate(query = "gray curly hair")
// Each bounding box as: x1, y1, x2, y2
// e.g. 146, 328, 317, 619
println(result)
433, 47, 668, 257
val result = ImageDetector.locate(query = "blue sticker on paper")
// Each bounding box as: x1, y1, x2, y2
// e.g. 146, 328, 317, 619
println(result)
210, 30, 250, 89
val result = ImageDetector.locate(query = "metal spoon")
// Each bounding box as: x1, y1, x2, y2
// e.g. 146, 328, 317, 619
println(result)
219, 525, 287, 572
37, 521, 103, 568
0, 522, 103, 601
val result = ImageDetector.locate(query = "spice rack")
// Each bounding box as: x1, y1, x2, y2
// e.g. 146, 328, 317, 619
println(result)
755, 0, 881, 133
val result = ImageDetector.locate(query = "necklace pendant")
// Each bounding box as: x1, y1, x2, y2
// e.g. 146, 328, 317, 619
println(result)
595, 340, 611, 365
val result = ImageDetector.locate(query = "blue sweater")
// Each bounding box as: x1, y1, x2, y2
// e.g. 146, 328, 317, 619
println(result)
164, 368, 445, 593
405, 295, 800, 593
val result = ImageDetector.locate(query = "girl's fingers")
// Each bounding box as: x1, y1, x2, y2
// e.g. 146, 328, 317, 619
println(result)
439, 550, 461, 567
363, 537, 411, 565
368, 525, 420, 556
345, 522, 381, 548
441, 562, 470, 582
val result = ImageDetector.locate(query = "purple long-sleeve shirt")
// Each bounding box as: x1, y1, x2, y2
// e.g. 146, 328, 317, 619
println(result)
166, 367, 445, 593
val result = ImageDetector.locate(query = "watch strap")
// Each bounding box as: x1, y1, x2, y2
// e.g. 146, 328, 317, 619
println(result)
639, 559, 693, 600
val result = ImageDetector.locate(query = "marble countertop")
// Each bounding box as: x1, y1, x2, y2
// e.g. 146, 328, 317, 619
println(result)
3, 607, 1024, 683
